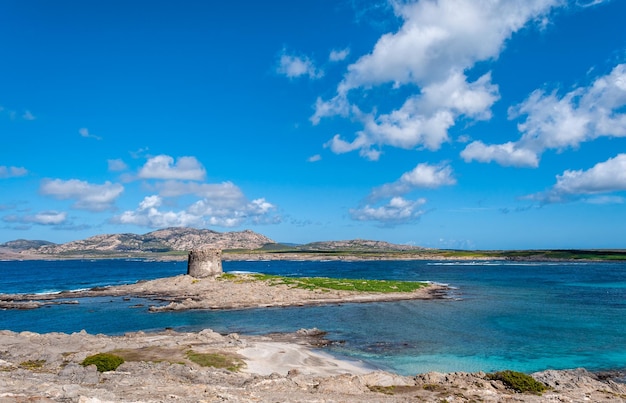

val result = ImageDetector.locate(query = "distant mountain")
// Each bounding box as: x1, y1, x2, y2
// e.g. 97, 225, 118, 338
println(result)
297, 239, 424, 252
24, 227, 276, 255
0, 239, 56, 251
1, 229, 426, 259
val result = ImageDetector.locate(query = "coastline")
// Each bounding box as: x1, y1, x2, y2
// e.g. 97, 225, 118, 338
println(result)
0, 273, 449, 311
1, 329, 625, 402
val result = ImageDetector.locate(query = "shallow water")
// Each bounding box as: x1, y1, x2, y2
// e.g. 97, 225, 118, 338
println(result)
1, 259, 624, 375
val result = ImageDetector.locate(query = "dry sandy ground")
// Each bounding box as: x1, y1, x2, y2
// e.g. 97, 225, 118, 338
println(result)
0, 329, 625, 402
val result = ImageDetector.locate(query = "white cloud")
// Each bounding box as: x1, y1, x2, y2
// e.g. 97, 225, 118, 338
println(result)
115, 191, 279, 229
40, 179, 124, 211
329, 48, 350, 62
350, 196, 427, 225
79, 127, 102, 140
29, 211, 67, 225
463, 63, 626, 167
307, 154, 322, 162
313, 0, 559, 159
277, 51, 323, 79
22, 110, 36, 121
369, 162, 456, 200
138, 155, 206, 181
461, 141, 540, 167
153, 180, 244, 201
527, 154, 626, 203
0, 166, 28, 178
3, 211, 68, 226
108, 159, 128, 172
115, 195, 203, 228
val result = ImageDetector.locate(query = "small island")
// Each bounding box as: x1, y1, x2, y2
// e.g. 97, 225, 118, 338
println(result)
0, 249, 447, 311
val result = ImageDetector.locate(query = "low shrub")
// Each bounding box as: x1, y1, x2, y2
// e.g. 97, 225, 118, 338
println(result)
486, 370, 547, 394
81, 353, 125, 372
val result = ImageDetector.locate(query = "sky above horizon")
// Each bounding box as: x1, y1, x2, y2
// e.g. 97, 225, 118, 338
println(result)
2, 0, 626, 250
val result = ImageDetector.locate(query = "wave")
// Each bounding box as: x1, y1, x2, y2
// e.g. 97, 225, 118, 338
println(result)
426, 261, 592, 267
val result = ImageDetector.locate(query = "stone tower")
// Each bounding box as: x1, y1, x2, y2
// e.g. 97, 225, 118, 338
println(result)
187, 248, 223, 278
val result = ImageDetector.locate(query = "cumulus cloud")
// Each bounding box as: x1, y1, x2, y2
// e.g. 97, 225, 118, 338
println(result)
329, 48, 350, 62
138, 155, 206, 181
527, 154, 626, 203
114, 153, 279, 229
463, 63, 626, 167
0, 166, 28, 178
277, 51, 323, 79
313, 0, 560, 158
22, 110, 36, 121
461, 141, 540, 167
369, 162, 456, 200
350, 196, 427, 225
115, 191, 278, 229
40, 179, 124, 211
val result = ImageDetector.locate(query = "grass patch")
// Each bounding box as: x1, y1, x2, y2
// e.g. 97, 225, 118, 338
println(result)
486, 370, 547, 394
185, 350, 244, 372
19, 359, 46, 370
81, 353, 125, 372
368, 385, 396, 395
112, 346, 183, 364
220, 273, 428, 293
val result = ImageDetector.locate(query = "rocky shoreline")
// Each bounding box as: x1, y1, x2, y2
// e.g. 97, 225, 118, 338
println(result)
0, 329, 625, 402
0, 273, 449, 311
2, 268, 625, 401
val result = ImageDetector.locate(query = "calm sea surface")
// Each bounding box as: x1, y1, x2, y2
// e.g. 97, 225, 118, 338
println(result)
1, 259, 625, 375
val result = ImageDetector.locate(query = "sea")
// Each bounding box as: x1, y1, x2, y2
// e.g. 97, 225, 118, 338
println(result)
1, 258, 625, 376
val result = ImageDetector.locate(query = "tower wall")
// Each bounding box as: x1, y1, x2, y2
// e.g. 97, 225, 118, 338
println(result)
187, 248, 223, 278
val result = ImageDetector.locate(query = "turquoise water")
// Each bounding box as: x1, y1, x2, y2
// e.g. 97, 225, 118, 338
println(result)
1, 259, 625, 375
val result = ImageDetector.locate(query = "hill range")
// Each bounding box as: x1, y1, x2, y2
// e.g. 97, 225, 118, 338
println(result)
1, 227, 625, 261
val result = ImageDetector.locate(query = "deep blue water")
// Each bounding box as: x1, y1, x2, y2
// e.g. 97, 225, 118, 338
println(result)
1, 259, 625, 375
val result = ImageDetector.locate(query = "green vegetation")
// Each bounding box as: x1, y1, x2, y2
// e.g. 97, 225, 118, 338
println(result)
81, 352, 125, 372
220, 273, 428, 293
19, 359, 46, 370
185, 350, 244, 372
486, 370, 547, 394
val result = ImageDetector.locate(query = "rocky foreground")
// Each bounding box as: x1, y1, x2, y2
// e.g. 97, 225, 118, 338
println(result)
0, 329, 625, 402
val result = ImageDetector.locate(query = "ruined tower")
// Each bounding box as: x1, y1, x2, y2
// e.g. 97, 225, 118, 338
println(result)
187, 248, 223, 278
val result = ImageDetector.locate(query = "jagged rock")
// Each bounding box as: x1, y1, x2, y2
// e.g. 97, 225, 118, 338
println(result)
59, 363, 100, 385
361, 371, 416, 387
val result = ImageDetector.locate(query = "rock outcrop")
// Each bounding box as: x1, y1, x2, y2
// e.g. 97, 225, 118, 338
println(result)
0, 330, 625, 402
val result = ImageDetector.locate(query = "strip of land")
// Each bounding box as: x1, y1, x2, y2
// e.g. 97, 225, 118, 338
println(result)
0, 273, 449, 311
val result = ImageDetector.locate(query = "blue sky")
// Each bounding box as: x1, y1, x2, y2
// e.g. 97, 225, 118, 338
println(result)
1, 0, 626, 250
